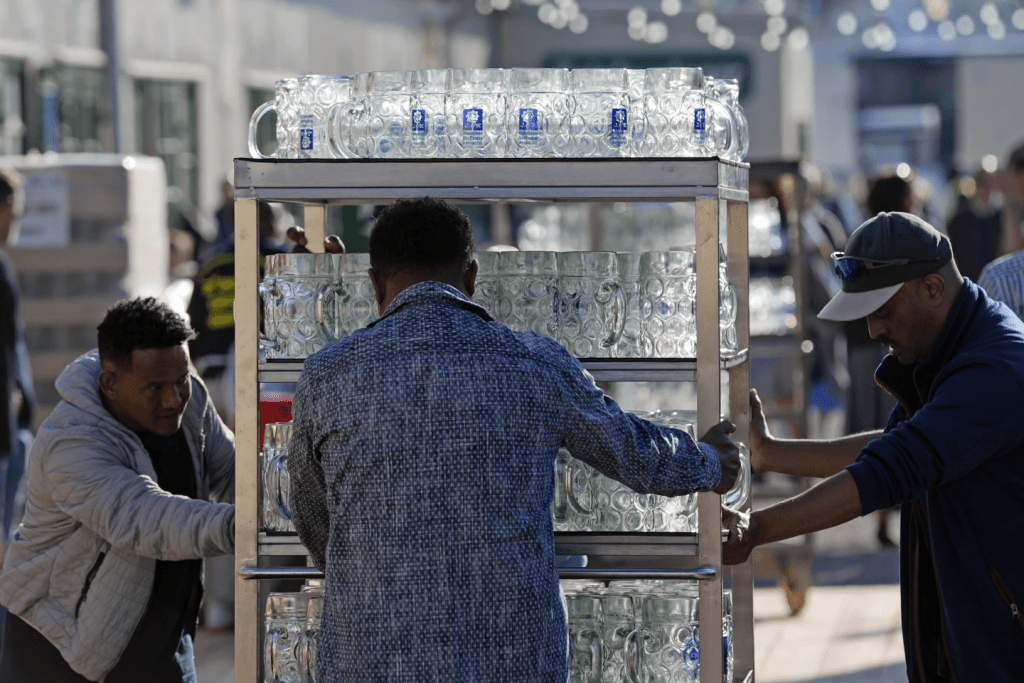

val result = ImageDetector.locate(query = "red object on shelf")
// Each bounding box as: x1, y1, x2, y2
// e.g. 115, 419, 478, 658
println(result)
259, 390, 293, 448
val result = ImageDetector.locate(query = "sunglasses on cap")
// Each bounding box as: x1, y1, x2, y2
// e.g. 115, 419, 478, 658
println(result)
831, 252, 936, 283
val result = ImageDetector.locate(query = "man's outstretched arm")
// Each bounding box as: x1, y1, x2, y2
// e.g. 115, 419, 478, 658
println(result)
750, 389, 883, 478
722, 470, 863, 564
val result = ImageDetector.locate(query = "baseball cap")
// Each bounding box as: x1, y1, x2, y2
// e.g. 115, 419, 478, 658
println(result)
818, 212, 952, 321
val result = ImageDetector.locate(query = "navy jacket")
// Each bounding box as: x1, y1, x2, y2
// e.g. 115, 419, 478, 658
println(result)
847, 279, 1024, 681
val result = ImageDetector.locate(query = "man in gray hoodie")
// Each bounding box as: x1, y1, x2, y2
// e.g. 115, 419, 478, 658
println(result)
0, 297, 235, 682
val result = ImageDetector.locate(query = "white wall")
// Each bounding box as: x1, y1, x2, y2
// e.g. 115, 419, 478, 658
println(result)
956, 56, 1024, 169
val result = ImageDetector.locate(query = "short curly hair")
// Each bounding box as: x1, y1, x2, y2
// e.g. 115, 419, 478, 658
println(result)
97, 297, 196, 368
369, 197, 474, 280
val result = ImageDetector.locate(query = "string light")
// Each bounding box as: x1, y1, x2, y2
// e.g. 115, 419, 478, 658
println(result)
696, 10, 717, 33
956, 15, 975, 35
837, 11, 857, 35
768, 15, 788, 34
661, 0, 683, 17
762, 31, 782, 50
908, 9, 929, 31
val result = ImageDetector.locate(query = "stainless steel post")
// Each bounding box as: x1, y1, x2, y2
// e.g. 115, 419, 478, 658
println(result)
234, 197, 260, 683
696, 196, 724, 683
727, 198, 753, 682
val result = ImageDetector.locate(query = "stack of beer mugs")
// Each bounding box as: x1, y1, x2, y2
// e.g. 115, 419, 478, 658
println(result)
249, 67, 748, 162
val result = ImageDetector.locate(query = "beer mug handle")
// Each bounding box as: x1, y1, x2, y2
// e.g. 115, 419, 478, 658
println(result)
623, 629, 644, 683
553, 450, 569, 523
565, 460, 594, 516
271, 455, 290, 521
327, 102, 358, 159
258, 279, 280, 353
249, 100, 276, 159
605, 283, 626, 348
316, 282, 341, 342
588, 631, 602, 683
264, 628, 280, 682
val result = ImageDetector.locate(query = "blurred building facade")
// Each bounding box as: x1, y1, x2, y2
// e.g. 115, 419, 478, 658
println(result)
0, 0, 488, 241
1, 0, 1022, 239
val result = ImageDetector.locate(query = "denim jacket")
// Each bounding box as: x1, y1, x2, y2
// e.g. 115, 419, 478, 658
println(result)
289, 281, 721, 683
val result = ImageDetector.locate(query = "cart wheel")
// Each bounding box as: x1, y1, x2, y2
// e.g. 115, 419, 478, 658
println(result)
781, 560, 809, 615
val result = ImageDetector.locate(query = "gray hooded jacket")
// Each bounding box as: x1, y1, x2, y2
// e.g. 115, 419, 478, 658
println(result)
0, 350, 235, 681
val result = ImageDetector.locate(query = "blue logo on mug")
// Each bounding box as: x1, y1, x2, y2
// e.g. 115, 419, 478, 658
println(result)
611, 108, 628, 132
300, 129, 314, 151
519, 108, 539, 132
463, 108, 484, 132
693, 108, 706, 132
412, 109, 426, 134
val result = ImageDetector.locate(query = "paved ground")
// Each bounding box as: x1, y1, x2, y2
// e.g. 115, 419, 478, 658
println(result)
196, 509, 906, 683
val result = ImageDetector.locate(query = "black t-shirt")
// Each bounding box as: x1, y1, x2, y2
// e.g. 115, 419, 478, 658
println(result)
106, 430, 203, 683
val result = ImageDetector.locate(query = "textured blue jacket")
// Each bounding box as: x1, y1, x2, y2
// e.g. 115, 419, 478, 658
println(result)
846, 279, 1024, 682
289, 281, 722, 683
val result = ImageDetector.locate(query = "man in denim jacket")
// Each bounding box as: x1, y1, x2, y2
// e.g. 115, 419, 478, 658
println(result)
725, 212, 1024, 681
289, 197, 741, 683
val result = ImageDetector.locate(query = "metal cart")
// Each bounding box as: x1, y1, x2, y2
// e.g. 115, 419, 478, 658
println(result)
747, 159, 816, 615
232, 157, 753, 683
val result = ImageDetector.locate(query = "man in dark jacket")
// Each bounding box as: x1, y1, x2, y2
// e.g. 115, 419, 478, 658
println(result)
0, 169, 34, 581
724, 211, 1024, 681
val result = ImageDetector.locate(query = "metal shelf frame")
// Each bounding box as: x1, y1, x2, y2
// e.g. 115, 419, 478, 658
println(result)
233, 157, 753, 683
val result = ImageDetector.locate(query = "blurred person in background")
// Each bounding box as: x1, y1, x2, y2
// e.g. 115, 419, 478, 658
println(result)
0, 297, 235, 682
790, 165, 851, 439
978, 141, 1024, 320
946, 167, 1004, 282
186, 200, 286, 630
0, 168, 35, 617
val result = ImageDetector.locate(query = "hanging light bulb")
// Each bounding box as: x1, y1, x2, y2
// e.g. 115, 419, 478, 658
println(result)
696, 10, 717, 33
956, 15, 975, 34
980, 2, 999, 25
908, 9, 929, 31
862, 27, 879, 48
559, 3, 580, 21
837, 11, 857, 35
923, 0, 949, 22
768, 15, 788, 34
662, 0, 683, 17
937, 19, 957, 40
762, 31, 782, 50
569, 13, 589, 33
1013, 8, 1024, 30
538, 3, 558, 24
646, 21, 670, 43
788, 26, 810, 49
628, 7, 648, 27
764, 0, 786, 16
988, 20, 1006, 38
475, 0, 494, 15
870, 0, 890, 12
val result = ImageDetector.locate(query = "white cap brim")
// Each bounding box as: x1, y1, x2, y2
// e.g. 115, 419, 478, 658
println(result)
817, 283, 904, 321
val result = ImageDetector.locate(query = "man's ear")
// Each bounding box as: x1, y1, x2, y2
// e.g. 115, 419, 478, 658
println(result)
922, 273, 946, 307
368, 267, 386, 311
98, 367, 118, 400
464, 258, 478, 298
